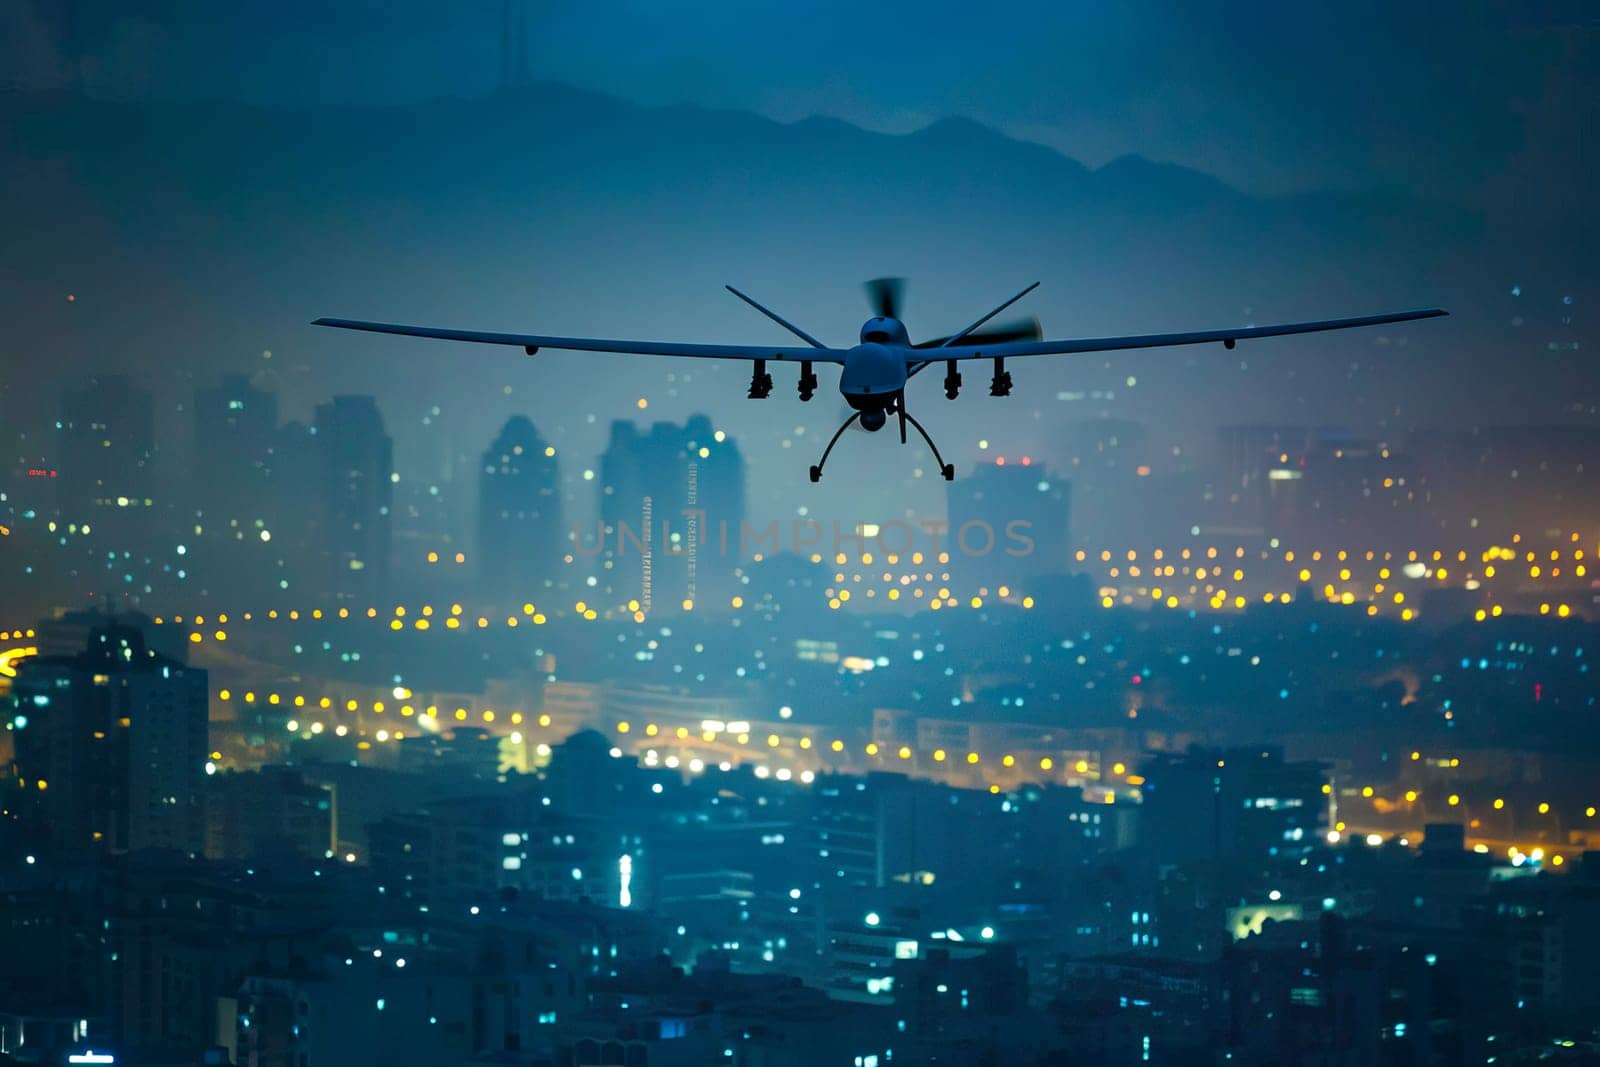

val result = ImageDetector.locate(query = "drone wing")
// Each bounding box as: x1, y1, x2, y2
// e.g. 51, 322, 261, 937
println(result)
928, 308, 1447, 361
312, 318, 848, 363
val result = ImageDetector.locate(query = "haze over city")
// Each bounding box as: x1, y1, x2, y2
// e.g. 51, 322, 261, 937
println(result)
1, 3, 1598, 1066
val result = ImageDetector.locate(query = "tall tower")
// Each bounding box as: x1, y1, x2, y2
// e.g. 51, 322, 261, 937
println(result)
193, 374, 278, 521
945, 459, 1071, 586
57, 374, 156, 512
477, 416, 562, 602
597, 415, 744, 613
11, 617, 208, 854
313, 396, 393, 606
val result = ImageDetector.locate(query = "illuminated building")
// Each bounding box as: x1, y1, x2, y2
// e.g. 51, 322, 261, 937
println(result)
945, 459, 1071, 584
806, 774, 879, 892
192, 374, 277, 517
1057, 955, 1218, 1061
392, 402, 468, 572
233, 966, 380, 1067
57, 374, 156, 511
1216, 424, 1429, 543
10, 616, 207, 854
596, 414, 744, 613
35, 608, 188, 663
825, 919, 922, 1003
259, 418, 325, 586
313, 396, 393, 604
204, 767, 334, 862
477, 415, 561, 600
1051, 417, 1150, 545
892, 944, 1034, 1060
1216, 424, 1312, 531
1138, 746, 1326, 866
368, 792, 645, 910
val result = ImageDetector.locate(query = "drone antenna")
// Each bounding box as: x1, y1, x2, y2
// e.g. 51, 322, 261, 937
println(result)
940, 282, 1040, 349
725, 286, 829, 349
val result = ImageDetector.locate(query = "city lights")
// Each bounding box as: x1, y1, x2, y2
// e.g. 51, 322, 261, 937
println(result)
1, 29, 1592, 1063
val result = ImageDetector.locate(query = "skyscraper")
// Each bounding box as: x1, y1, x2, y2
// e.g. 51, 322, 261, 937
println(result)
10, 616, 208, 854
1214, 424, 1312, 532
597, 414, 745, 613
57, 374, 156, 512
478, 416, 562, 602
192, 374, 277, 519
945, 458, 1071, 586
313, 396, 393, 605
1137, 746, 1326, 866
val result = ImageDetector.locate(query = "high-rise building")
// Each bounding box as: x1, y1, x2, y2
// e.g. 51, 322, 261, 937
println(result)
244, 419, 325, 601
1214, 424, 1313, 532
1137, 746, 1327, 866
1051, 417, 1148, 544
945, 459, 1071, 586
597, 415, 744, 612
205, 767, 334, 863
392, 401, 472, 571
192, 374, 277, 519
477, 416, 561, 601
313, 396, 393, 605
1214, 425, 1430, 543
57, 375, 156, 512
10, 616, 208, 854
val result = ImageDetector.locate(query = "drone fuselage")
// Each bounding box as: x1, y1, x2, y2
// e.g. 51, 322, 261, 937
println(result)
838, 320, 911, 430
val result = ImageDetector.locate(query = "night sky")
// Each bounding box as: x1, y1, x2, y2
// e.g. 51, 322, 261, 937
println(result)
9, 1, 1595, 198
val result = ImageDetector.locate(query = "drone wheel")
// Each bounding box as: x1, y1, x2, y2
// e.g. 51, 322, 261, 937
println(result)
941, 463, 955, 481
809, 465, 822, 483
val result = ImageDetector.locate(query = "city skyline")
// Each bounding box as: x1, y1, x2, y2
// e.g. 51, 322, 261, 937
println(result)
3, 5, 1597, 1066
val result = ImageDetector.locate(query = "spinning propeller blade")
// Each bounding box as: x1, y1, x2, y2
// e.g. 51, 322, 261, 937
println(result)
864, 277, 906, 320
913, 316, 1042, 350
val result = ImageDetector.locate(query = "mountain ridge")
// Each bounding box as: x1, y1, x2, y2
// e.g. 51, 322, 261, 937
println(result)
0, 79, 1465, 221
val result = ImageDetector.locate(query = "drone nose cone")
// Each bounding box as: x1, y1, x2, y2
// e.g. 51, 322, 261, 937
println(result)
840, 343, 908, 404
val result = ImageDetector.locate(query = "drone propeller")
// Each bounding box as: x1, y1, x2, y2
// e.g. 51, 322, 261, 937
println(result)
864, 277, 906, 320
913, 316, 1042, 350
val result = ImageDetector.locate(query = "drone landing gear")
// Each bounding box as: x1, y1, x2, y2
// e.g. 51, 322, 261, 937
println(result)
808, 402, 956, 483
898, 404, 956, 481
809, 411, 862, 482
